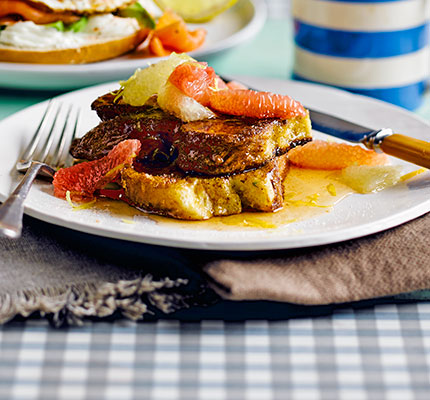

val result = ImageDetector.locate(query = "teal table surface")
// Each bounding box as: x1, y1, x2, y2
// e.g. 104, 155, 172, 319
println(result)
1, 18, 429, 120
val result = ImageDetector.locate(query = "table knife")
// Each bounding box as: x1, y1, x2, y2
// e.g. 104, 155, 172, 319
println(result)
308, 109, 430, 169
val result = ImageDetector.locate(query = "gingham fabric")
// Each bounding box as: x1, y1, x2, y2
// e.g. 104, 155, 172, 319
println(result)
1, 302, 430, 400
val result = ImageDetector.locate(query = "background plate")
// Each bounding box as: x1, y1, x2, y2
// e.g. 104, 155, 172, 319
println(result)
0, 77, 429, 250
0, 0, 266, 90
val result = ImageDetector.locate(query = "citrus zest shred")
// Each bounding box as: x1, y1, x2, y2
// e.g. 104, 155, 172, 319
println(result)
307, 193, 320, 204
112, 88, 125, 103
327, 183, 337, 196
400, 168, 427, 182
285, 193, 329, 208
103, 162, 127, 180
121, 219, 135, 224
242, 219, 277, 229
283, 192, 296, 200
65, 191, 96, 210
286, 199, 329, 208
208, 77, 224, 92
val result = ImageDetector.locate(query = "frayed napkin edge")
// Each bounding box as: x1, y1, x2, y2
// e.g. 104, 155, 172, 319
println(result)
0, 275, 189, 327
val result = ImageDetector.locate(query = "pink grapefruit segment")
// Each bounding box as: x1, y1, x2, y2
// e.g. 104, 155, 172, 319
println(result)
168, 63, 306, 119
209, 89, 306, 119
288, 140, 389, 170
53, 139, 141, 201
168, 61, 217, 105
226, 80, 248, 90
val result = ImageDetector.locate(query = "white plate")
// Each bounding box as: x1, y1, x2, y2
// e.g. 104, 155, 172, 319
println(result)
1, 77, 430, 250
0, 0, 266, 90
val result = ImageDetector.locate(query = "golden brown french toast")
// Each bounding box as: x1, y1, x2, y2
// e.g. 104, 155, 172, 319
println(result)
176, 115, 311, 175
90, 93, 158, 121
70, 106, 181, 162
73, 96, 312, 175
79, 91, 311, 220
121, 154, 289, 220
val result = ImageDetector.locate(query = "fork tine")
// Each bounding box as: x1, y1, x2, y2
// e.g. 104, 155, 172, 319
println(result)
18, 100, 53, 166
0, 102, 81, 239
62, 108, 80, 168
38, 103, 62, 163
49, 104, 73, 167
72, 108, 80, 139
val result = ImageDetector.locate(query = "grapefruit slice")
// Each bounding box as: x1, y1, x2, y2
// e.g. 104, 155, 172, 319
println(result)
288, 140, 389, 170
121, 52, 194, 106
168, 62, 306, 119
209, 89, 307, 119
53, 139, 141, 201
168, 61, 217, 105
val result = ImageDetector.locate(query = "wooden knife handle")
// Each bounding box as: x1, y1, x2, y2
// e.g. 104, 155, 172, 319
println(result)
380, 134, 430, 169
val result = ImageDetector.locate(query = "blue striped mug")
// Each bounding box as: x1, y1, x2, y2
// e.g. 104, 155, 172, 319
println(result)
292, 0, 430, 110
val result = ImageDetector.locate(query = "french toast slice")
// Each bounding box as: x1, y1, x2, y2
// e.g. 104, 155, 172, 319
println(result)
70, 106, 181, 162
72, 98, 312, 175
177, 115, 311, 175
91, 93, 157, 121
120, 154, 289, 220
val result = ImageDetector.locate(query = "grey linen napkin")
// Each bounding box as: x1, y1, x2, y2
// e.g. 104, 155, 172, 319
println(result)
0, 211, 429, 326
0, 216, 210, 326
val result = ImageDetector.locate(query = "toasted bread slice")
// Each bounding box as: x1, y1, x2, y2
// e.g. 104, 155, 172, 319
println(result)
177, 115, 311, 175
90, 93, 157, 121
120, 154, 289, 220
70, 106, 181, 162
73, 101, 311, 174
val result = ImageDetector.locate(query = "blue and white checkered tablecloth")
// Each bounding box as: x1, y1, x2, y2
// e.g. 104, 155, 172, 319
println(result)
1, 302, 430, 400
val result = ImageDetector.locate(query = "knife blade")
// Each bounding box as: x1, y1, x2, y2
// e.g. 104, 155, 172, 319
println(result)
308, 109, 374, 142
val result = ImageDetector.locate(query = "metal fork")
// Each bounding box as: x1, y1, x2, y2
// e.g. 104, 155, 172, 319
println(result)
0, 101, 79, 239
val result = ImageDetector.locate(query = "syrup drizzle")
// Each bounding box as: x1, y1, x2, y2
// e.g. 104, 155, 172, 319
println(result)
94, 167, 354, 230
